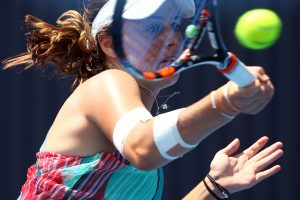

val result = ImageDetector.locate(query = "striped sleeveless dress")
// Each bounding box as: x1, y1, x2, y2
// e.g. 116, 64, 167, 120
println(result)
17, 146, 163, 199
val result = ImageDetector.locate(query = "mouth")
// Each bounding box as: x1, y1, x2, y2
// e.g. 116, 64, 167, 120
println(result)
159, 57, 176, 66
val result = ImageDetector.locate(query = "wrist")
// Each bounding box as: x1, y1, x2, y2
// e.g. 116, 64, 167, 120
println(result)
203, 176, 227, 200
215, 86, 240, 117
210, 89, 239, 120
207, 174, 230, 199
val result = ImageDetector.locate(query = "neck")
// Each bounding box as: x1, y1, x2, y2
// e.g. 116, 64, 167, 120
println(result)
136, 74, 180, 114
138, 84, 181, 115
138, 84, 159, 111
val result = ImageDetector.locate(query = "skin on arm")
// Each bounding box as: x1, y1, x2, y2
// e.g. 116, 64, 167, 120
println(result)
85, 69, 235, 169
172, 67, 274, 157
85, 69, 232, 169
86, 65, 274, 171
182, 136, 283, 200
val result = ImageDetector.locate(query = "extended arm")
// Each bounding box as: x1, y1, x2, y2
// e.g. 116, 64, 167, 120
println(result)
90, 67, 273, 170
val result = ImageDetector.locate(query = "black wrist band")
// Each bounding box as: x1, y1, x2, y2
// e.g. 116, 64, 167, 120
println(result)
207, 174, 230, 199
203, 178, 222, 200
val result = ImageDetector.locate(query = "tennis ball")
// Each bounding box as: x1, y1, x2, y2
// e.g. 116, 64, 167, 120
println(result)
234, 9, 282, 50
186, 24, 198, 38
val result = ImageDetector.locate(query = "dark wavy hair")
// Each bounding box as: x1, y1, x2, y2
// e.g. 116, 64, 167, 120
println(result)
2, 0, 118, 90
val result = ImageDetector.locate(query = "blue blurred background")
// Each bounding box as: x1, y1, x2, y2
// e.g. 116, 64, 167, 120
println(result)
0, 0, 299, 199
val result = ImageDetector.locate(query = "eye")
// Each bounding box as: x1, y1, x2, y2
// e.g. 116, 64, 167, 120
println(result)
144, 23, 163, 35
169, 16, 181, 32
170, 22, 180, 32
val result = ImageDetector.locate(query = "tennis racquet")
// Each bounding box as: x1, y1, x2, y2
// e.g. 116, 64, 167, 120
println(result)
111, 0, 257, 87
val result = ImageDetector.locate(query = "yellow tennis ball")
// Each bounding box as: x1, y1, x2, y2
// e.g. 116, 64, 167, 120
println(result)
235, 9, 282, 50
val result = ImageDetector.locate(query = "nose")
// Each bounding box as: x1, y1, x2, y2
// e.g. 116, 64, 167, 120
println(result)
163, 25, 182, 49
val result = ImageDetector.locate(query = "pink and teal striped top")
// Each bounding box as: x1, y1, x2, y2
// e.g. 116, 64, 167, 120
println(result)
18, 150, 163, 199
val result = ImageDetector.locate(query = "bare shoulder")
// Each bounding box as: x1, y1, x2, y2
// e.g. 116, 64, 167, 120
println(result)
93, 69, 136, 82
75, 69, 145, 134
80, 69, 141, 103
92, 69, 139, 90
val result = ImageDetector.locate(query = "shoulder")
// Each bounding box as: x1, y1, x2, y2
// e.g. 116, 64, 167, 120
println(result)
75, 69, 140, 96
75, 69, 146, 138
94, 69, 136, 82
75, 69, 144, 116
88, 69, 139, 92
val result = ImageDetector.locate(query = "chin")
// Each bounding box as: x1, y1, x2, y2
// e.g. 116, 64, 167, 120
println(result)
161, 73, 180, 88
151, 73, 180, 90
136, 73, 180, 91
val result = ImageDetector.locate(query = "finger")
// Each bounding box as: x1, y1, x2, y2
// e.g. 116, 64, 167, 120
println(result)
259, 80, 274, 93
257, 73, 270, 83
249, 66, 270, 83
242, 136, 269, 158
251, 66, 266, 75
266, 82, 275, 101
251, 87, 273, 105
266, 79, 275, 91
249, 80, 273, 101
259, 81, 275, 99
241, 87, 274, 114
242, 79, 261, 95
251, 141, 283, 162
263, 80, 275, 99
221, 138, 240, 156
240, 92, 269, 107
255, 165, 281, 184
255, 149, 284, 172
245, 96, 271, 114
247, 66, 264, 74
252, 78, 274, 97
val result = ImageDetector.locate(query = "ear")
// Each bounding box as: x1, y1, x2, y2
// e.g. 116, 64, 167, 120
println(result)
97, 35, 117, 58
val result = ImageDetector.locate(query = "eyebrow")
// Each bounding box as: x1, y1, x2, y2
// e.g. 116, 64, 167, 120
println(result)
147, 15, 181, 24
148, 15, 164, 20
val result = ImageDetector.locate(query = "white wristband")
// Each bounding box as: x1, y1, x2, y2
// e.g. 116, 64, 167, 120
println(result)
223, 83, 240, 113
210, 91, 236, 120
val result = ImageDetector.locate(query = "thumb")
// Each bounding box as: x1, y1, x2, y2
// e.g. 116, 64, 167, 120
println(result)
222, 138, 240, 156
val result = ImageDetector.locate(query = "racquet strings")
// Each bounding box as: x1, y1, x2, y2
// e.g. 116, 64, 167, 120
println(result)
119, 0, 205, 73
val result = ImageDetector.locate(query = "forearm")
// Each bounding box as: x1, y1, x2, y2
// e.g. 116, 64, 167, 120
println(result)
178, 86, 238, 146
123, 87, 239, 169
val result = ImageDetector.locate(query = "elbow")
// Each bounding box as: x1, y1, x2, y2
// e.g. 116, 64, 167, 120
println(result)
125, 147, 161, 171
133, 160, 157, 171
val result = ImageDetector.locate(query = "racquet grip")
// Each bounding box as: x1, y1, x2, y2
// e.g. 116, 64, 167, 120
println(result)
220, 53, 257, 87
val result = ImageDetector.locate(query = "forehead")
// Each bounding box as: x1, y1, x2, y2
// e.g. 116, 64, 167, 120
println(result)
126, 14, 181, 29
148, 14, 181, 23
148, 2, 182, 23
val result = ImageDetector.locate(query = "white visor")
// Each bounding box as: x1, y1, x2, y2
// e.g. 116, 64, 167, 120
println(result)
91, 0, 195, 38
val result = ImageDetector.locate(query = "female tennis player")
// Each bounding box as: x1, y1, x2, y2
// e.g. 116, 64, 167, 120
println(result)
3, 0, 282, 199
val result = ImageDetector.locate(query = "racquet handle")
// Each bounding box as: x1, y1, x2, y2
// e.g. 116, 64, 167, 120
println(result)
219, 52, 257, 87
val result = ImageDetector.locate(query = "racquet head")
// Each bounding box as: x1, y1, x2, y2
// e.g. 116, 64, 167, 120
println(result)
93, 0, 256, 86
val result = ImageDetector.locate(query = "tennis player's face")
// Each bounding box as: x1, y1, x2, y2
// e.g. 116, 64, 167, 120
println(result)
123, 18, 183, 72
